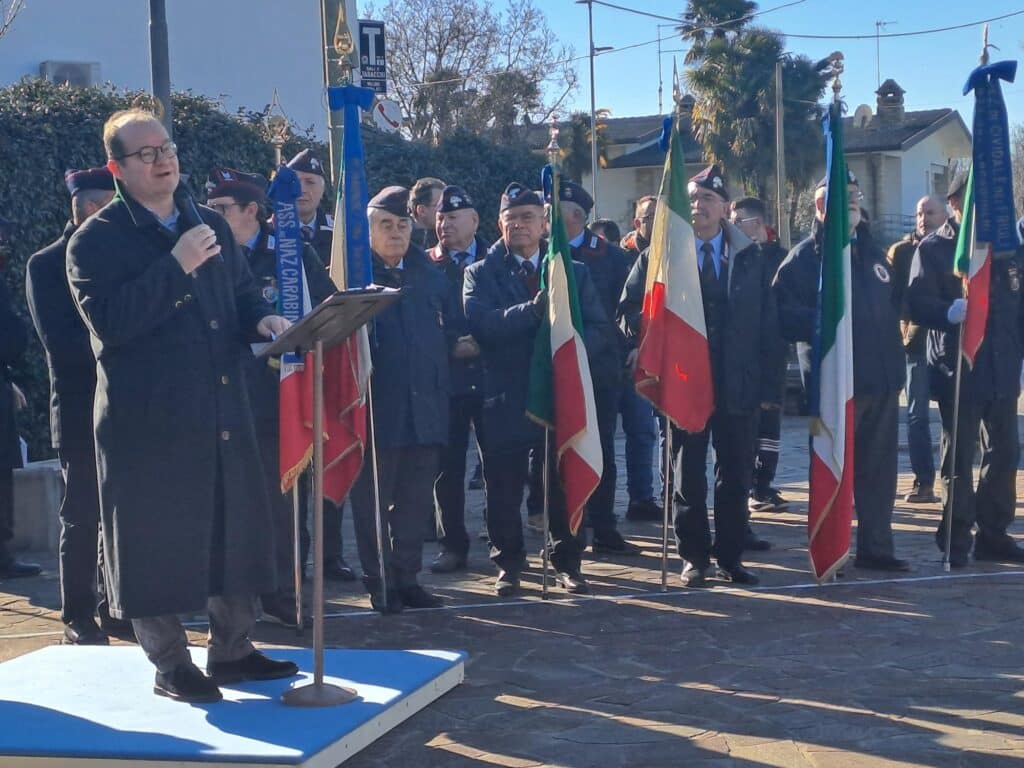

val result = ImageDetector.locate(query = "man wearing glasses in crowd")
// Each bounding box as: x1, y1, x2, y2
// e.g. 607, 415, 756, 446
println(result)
67, 109, 299, 702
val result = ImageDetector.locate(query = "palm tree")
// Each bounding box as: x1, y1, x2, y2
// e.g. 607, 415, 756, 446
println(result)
678, 0, 756, 63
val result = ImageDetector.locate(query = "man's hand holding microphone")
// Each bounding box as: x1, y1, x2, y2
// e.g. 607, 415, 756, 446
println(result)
171, 224, 221, 275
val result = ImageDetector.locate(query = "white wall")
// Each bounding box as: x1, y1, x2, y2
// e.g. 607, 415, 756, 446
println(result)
898, 123, 972, 216
0, 0, 331, 136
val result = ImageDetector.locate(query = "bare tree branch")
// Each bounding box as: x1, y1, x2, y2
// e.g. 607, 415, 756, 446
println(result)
0, 0, 26, 40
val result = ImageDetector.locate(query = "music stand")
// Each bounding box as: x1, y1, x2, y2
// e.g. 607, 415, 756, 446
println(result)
260, 288, 401, 707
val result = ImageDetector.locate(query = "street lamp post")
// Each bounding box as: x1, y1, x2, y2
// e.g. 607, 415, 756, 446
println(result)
576, 0, 612, 219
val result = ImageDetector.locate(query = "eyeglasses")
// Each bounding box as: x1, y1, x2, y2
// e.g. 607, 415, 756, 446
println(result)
117, 140, 178, 164
209, 202, 244, 215
849, 190, 865, 202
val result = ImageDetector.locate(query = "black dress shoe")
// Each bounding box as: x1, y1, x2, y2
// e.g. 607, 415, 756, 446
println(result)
743, 530, 772, 552
853, 554, 911, 572
554, 570, 589, 594
154, 662, 222, 703
973, 541, 1024, 563
717, 564, 760, 585
98, 614, 137, 642
495, 569, 520, 597
324, 556, 357, 582
680, 562, 711, 587
397, 584, 442, 609
259, 595, 311, 629
0, 557, 41, 579
63, 617, 109, 646
591, 531, 642, 556
207, 651, 299, 685
430, 550, 468, 573
626, 498, 663, 521
363, 577, 403, 614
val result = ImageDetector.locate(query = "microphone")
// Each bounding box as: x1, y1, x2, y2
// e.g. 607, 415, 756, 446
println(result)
173, 184, 223, 262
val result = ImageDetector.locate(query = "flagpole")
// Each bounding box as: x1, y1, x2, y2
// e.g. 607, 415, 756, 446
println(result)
542, 430, 552, 599
661, 426, 672, 592
293, 486, 303, 636
944, 28, 992, 573
366, 377, 390, 607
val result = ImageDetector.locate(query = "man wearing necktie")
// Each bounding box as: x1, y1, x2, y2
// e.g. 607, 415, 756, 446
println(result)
349, 186, 456, 613
775, 170, 907, 573
285, 149, 334, 268
623, 165, 782, 588
428, 186, 490, 574
205, 167, 338, 627
464, 183, 617, 597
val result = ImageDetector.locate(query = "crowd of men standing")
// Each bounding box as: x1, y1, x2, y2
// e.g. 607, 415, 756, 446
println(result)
1, 106, 1023, 704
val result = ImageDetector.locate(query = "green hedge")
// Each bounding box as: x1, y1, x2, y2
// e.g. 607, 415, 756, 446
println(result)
0, 79, 543, 459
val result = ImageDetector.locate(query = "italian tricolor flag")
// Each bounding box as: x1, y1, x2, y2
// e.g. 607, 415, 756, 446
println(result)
952, 167, 989, 368
808, 103, 855, 583
526, 171, 603, 534
634, 117, 713, 431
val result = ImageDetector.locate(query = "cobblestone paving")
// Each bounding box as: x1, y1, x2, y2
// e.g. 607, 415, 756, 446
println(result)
2, 406, 1024, 767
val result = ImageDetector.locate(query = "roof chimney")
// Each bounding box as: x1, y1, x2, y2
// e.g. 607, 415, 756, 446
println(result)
875, 79, 905, 124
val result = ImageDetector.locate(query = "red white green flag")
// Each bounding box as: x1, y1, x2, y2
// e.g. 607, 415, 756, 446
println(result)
526, 171, 602, 534
808, 103, 855, 583
634, 116, 713, 431
952, 168, 988, 369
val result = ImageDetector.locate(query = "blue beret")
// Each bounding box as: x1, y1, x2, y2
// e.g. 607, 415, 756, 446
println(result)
205, 167, 268, 203
368, 185, 411, 217
500, 182, 543, 211
439, 185, 475, 213
65, 167, 114, 196
286, 149, 325, 177
688, 164, 729, 201
557, 180, 594, 215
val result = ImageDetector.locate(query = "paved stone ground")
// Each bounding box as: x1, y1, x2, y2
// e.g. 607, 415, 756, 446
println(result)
3, 403, 1024, 767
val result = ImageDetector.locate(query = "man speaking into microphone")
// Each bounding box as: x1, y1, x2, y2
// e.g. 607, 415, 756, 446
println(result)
67, 109, 298, 703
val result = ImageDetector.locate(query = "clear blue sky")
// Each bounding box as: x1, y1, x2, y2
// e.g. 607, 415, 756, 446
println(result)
546, 0, 1024, 127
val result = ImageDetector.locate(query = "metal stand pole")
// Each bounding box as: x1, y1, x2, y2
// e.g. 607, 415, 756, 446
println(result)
292, 485, 303, 636
944, 319, 967, 572
541, 429, 551, 599
282, 339, 357, 707
366, 377, 389, 608
661, 425, 673, 592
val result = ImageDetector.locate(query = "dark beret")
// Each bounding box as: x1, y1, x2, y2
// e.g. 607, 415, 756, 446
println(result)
368, 185, 411, 217
205, 168, 268, 203
500, 182, 543, 211
65, 167, 114, 196
815, 168, 859, 191
688, 164, 729, 201
286, 148, 325, 177
438, 185, 475, 213
557, 180, 593, 215
947, 169, 968, 199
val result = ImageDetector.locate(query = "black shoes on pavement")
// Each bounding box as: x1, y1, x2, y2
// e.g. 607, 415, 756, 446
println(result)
63, 616, 109, 646
591, 530, 642, 557
495, 569, 520, 597
155, 651, 299, 702
430, 550, 468, 574
324, 556, 357, 582
681, 561, 759, 587
904, 481, 940, 504
626, 498, 663, 521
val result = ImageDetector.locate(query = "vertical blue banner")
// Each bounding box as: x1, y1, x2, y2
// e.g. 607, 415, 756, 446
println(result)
268, 165, 305, 365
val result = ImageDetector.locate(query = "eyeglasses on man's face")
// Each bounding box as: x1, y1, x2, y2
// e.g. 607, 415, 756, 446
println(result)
118, 140, 178, 164
209, 202, 245, 215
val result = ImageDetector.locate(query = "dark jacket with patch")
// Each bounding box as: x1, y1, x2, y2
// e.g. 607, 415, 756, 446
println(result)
67, 190, 275, 618
571, 227, 631, 381
25, 221, 95, 451
907, 219, 1024, 401
464, 240, 617, 452
620, 221, 783, 414
774, 221, 904, 398
428, 234, 489, 397
367, 245, 455, 448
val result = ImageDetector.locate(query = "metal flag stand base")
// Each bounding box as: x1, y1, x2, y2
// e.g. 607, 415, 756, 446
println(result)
281, 339, 358, 707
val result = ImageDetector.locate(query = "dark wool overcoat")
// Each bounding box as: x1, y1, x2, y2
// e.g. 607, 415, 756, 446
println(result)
67, 190, 275, 618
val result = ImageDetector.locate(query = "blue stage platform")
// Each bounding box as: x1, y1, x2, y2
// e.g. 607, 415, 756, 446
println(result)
0, 645, 465, 767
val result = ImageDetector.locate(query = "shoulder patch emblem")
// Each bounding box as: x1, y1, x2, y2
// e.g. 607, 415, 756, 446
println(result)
873, 263, 891, 283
